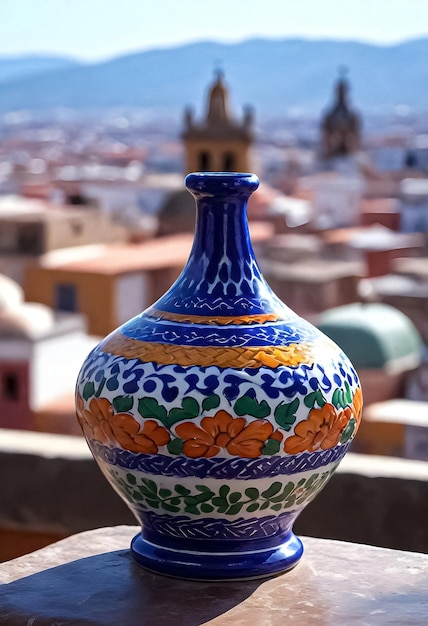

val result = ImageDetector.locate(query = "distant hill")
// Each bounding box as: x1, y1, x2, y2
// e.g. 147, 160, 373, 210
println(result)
0, 55, 81, 83
0, 38, 426, 116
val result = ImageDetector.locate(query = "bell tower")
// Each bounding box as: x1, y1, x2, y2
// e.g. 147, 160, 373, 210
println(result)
182, 71, 254, 174
320, 70, 361, 159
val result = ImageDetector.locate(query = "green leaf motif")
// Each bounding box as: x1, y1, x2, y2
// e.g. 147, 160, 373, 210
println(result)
304, 390, 326, 409
200, 503, 214, 513
234, 395, 270, 418
331, 388, 342, 408
195, 485, 212, 493
146, 499, 159, 509
270, 482, 295, 503
202, 394, 220, 411
116, 471, 334, 516
138, 397, 167, 425
261, 438, 281, 455
113, 395, 134, 413
227, 503, 244, 515
174, 485, 191, 496
142, 478, 158, 495
219, 485, 230, 499
82, 381, 95, 401
246, 502, 259, 513
162, 502, 180, 513
229, 491, 241, 504
340, 417, 356, 444
261, 482, 282, 499
274, 398, 299, 430
244, 488, 260, 500
126, 473, 136, 485
344, 381, 353, 404
332, 382, 354, 409
167, 397, 200, 426
167, 438, 184, 455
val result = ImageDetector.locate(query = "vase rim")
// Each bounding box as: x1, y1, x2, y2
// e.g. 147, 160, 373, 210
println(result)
185, 171, 259, 196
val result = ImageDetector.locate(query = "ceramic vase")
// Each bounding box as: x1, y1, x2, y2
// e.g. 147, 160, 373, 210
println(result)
75, 172, 362, 580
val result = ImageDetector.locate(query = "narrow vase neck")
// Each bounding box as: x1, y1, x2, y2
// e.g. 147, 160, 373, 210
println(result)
153, 173, 284, 316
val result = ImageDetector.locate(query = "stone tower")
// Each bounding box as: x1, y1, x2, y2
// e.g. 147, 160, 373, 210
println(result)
321, 72, 361, 160
182, 71, 254, 174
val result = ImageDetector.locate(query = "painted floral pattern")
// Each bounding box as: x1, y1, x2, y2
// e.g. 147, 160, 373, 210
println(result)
76, 362, 362, 458
283, 403, 350, 454
175, 410, 281, 459
77, 395, 170, 454
110, 467, 337, 516
352, 387, 363, 426
76, 396, 115, 445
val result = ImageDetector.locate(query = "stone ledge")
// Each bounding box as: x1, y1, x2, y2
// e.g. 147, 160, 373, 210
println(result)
1, 526, 428, 625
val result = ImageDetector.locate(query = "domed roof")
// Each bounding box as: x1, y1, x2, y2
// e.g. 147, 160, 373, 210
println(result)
317, 303, 422, 371
0, 272, 55, 339
156, 189, 195, 236
0, 274, 23, 311
0, 302, 55, 338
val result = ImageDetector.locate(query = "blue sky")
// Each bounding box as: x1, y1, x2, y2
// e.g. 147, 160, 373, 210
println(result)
1, 0, 427, 60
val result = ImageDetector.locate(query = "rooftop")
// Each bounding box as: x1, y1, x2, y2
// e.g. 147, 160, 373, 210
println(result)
0, 194, 95, 223
37, 222, 274, 275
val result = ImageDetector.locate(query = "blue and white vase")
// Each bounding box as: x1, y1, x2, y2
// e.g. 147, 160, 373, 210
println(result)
76, 172, 362, 580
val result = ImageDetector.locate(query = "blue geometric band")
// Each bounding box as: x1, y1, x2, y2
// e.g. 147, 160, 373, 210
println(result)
91, 441, 351, 479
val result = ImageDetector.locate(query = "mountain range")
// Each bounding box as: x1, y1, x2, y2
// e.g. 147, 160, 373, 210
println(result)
0, 38, 427, 116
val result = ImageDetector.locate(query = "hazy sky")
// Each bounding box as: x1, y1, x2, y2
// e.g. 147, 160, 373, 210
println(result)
1, 0, 427, 61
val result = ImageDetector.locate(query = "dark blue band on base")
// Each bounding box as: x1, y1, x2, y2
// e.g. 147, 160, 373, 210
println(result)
130, 531, 303, 581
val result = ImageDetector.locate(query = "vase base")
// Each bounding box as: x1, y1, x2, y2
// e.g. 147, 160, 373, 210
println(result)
130, 532, 303, 581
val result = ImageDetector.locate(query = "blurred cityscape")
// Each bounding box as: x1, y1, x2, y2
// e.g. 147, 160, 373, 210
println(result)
0, 40, 428, 560
1, 38, 428, 559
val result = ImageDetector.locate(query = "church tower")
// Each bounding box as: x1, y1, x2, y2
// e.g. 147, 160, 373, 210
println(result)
182, 71, 254, 174
320, 72, 361, 160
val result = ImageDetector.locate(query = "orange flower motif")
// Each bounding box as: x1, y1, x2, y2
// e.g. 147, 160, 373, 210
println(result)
76, 393, 85, 429
284, 403, 350, 455
112, 416, 170, 454
176, 410, 273, 458
76, 394, 170, 453
352, 387, 363, 427
271, 430, 283, 443
78, 396, 115, 444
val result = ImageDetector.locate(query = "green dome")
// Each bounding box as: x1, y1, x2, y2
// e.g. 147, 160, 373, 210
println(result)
317, 303, 422, 370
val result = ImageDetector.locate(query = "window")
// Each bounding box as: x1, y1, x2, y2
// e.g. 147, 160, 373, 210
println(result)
17, 226, 42, 254
55, 283, 78, 312
223, 151, 235, 171
2, 373, 19, 401
199, 151, 211, 170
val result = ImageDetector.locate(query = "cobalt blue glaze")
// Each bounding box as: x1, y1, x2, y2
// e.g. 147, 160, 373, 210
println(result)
131, 532, 303, 581
154, 172, 286, 316
76, 172, 363, 582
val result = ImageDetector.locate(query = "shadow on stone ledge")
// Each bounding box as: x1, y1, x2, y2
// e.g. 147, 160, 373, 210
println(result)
0, 550, 260, 626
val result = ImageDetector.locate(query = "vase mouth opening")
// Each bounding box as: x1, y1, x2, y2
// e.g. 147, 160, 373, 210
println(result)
185, 171, 259, 198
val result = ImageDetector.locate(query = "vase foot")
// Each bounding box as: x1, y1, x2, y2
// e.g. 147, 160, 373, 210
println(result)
130, 532, 304, 581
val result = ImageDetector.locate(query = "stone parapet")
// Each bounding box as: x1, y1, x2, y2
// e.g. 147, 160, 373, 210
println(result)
2, 526, 428, 624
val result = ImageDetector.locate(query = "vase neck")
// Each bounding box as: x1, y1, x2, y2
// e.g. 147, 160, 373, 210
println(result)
153, 173, 285, 316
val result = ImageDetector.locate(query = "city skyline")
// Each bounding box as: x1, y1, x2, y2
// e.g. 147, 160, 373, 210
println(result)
0, 0, 427, 61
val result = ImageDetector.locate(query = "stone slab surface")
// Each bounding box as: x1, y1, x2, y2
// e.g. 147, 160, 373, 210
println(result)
1, 526, 428, 625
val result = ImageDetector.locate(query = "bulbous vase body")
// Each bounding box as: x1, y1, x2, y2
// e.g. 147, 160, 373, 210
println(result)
76, 172, 362, 580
